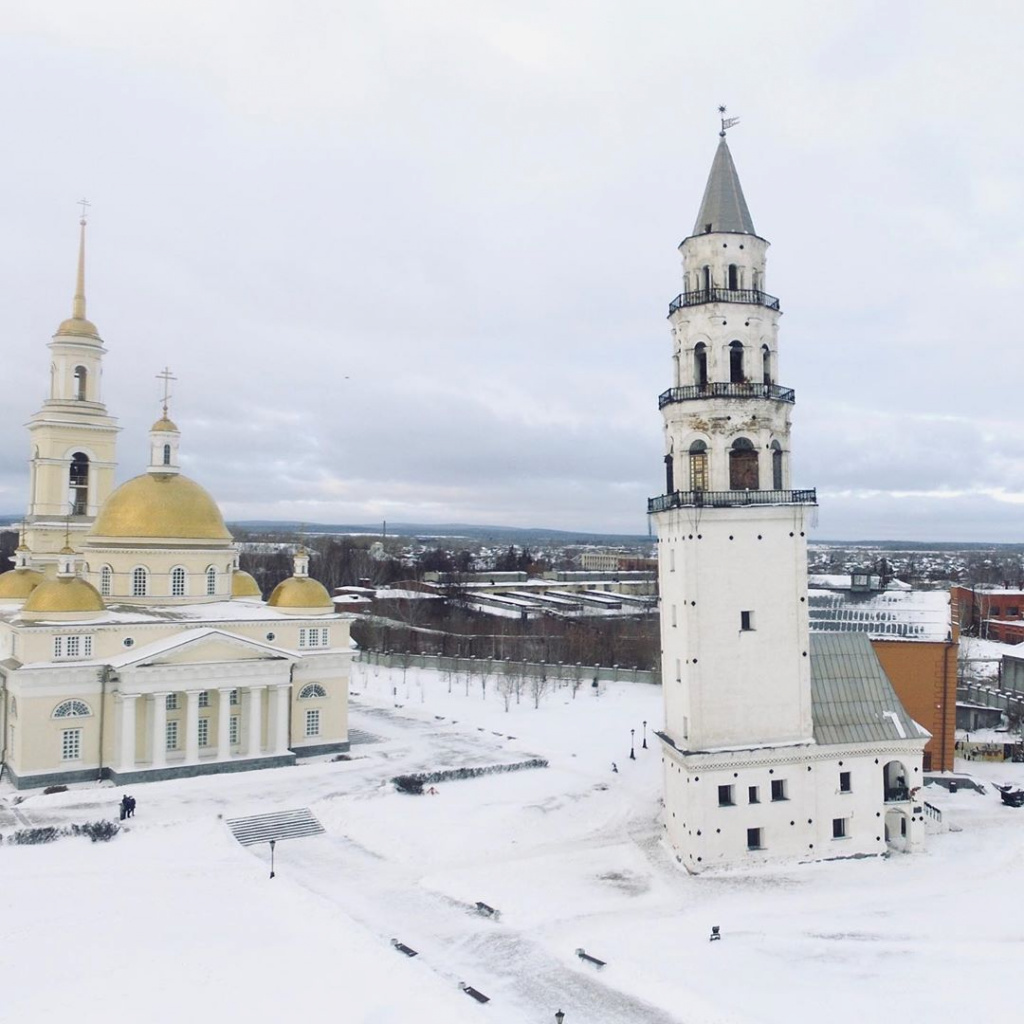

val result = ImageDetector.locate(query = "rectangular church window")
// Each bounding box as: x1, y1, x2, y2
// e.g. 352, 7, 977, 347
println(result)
305, 709, 321, 738
197, 718, 210, 748
166, 720, 179, 751
718, 785, 734, 806
839, 771, 852, 793
61, 728, 81, 761
740, 611, 754, 631
832, 817, 848, 839
198, 691, 210, 708
748, 786, 760, 804
747, 827, 763, 850
229, 716, 240, 745
771, 779, 787, 801
166, 693, 178, 711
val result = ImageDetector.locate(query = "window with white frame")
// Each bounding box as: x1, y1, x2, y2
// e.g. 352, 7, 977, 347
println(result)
230, 689, 239, 706
53, 635, 93, 660
305, 709, 321, 737
298, 628, 330, 649
197, 718, 210, 748
832, 817, 848, 839
166, 693, 178, 711
206, 566, 217, 596
198, 691, 210, 709
171, 566, 186, 597
61, 728, 82, 761
132, 566, 148, 597
166, 720, 179, 751
100, 566, 112, 597
299, 683, 327, 699
53, 699, 91, 719
229, 715, 240, 744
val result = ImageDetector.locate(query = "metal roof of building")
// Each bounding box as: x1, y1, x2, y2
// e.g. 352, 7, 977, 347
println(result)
807, 581, 951, 642
810, 633, 929, 746
692, 136, 756, 236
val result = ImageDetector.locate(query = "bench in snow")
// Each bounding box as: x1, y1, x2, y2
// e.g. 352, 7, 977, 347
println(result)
390, 938, 418, 957
575, 947, 606, 969
459, 983, 490, 1003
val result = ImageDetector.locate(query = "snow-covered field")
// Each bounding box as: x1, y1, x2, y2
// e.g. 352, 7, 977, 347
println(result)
3, 663, 1024, 1023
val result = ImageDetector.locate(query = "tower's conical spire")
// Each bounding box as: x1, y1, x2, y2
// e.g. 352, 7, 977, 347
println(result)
56, 203, 100, 339
692, 136, 756, 236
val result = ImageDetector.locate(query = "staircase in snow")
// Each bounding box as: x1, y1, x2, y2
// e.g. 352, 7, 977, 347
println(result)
226, 807, 326, 846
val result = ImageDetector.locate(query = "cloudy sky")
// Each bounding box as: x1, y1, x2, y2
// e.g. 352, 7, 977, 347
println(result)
1, 1, 1022, 541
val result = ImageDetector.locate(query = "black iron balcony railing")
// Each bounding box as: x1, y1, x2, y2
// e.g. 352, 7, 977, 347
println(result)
648, 489, 817, 514
658, 382, 795, 408
668, 287, 780, 314
884, 786, 911, 804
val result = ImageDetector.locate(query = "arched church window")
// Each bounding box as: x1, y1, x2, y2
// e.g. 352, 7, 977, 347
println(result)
299, 683, 327, 699
771, 441, 784, 490
53, 699, 91, 719
762, 344, 772, 386
163, 444, 171, 466
171, 566, 186, 597
73, 365, 87, 401
100, 566, 112, 597
206, 566, 217, 596
69, 452, 89, 515
729, 342, 745, 384
729, 437, 759, 490
132, 566, 148, 598
728, 264, 738, 290
694, 343, 708, 389
689, 440, 709, 492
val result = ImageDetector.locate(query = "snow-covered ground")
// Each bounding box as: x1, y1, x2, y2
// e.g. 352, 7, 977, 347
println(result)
3, 664, 1024, 1023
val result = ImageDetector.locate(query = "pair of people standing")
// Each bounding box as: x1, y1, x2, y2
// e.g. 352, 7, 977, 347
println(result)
119, 794, 136, 820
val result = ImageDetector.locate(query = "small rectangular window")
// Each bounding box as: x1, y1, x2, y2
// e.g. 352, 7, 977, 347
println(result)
61, 728, 81, 761
771, 779, 787, 802
718, 784, 734, 807
230, 689, 239, 706
839, 771, 852, 793
166, 720, 179, 751
747, 827, 762, 850
740, 610, 754, 631
305, 709, 321, 738
832, 817, 848, 839
298, 628, 308, 648
748, 786, 760, 804
197, 718, 210, 748
229, 715, 240, 745
198, 691, 210, 709
53, 636, 63, 658
166, 693, 178, 711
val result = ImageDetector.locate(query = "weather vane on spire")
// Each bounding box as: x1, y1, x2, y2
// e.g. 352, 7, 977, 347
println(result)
77, 197, 91, 225
718, 105, 740, 138
156, 366, 177, 418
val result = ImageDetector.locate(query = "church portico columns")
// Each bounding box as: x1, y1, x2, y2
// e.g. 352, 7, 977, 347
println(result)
150, 692, 168, 768
216, 688, 232, 760
272, 684, 290, 755
246, 685, 266, 756
118, 693, 138, 771
184, 689, 201, 763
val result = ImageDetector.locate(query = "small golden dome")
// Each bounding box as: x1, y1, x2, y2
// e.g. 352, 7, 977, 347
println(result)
231, 570, 262, 599
267, 576, 332, 610
91, 473, 232, 541
60, 545, 75, 555
0, 567, 45, 600
55, 316, 100, 339
151, 416, 179, 433
23, 577, 105, 614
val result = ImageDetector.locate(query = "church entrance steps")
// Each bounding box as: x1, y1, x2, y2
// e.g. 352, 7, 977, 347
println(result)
226, 807, 325, 846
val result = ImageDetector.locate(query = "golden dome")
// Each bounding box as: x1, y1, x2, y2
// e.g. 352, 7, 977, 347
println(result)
0, 568, 45, 600
151, 416, 179, 433
231, 570, 262, 599
23, 577, 105, 614
267, 576, 332, 609
55, 316, 100, 339
91, 473, 232, 541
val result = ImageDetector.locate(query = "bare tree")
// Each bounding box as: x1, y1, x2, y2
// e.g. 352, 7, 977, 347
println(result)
529, 661, 551, 709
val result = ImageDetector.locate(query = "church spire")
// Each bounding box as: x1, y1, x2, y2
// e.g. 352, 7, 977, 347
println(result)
55, 201, 101, 340
692, 135, 756, 237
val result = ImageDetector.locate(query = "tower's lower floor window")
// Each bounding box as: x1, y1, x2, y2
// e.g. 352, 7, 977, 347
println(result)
747, 827, 763, 850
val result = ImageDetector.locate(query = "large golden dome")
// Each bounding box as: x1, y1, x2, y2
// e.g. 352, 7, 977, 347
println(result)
91, 473, 232, 541
267, 576, 332, 609
231, 570, 262, 599
23, 577, 105, 614
0, 567, 45, 600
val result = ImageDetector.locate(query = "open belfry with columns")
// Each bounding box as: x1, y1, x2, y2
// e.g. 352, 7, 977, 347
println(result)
650, 119, 930, 870
0, 216, 352, 789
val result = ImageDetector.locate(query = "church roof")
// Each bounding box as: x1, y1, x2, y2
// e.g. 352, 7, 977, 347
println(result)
692, 136, 756, 236
809, 633, 928, 746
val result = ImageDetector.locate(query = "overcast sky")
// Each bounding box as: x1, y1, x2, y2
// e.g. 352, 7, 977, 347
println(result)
1, 1, 1022, 542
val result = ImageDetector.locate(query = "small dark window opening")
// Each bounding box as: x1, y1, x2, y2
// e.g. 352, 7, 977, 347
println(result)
73, 365, 87, 401
740, 611, 754, 631
748, 786, 759, 804
694, 343, 708, 388
702, 265, 711, 291
900, 817, 907, 837
718, 784, 734, 807
728, 264, 738, 289
761, 344, 772, 385
771, 779, 787, 802
771, 441, 783, 490
839, 771, 852, 793
69, 452, 89, 515
747, 827, 762, 850
729, 341, 745, 383
163, 443, 172, 466
832, 818, 847, 839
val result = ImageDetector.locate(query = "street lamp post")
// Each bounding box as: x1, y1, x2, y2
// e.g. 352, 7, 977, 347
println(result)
555, 1011, 565, 1024
269, 838, 276, 879
642, 719, 648, 749
629, 728, 636, 760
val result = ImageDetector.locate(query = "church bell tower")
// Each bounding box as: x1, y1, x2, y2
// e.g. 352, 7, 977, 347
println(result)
22, 213, 119, 568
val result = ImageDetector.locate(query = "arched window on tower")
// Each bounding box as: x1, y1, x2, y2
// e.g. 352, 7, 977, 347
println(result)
132, 567, 148, 598
163, 444, 171, 466
771, 441, 784, 490
100, 566, 112, 597
689, 440, 709, 492
694, 343, 708, 389
728, 264, 738, 290
171, 566, 186, 597
206, 566, 217, 596
729, 437, 759, 490
73, 365, 87, 401
69, 452, 89, 515
729, 341, 745, 384
762, 344, 772, 386
702, 265, 711, 292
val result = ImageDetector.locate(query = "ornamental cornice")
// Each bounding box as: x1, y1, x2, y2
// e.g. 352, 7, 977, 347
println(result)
661, 737, 927, 773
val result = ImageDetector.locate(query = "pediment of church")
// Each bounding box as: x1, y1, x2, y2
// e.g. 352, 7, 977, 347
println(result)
114, 628, 292, 670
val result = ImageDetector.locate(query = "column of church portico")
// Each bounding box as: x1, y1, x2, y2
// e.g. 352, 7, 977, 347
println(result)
150, 693, 168, 767
217, 688, 232, 760
272, 684, 290, 754
246, 686, 265, 757
184, 690, 201, 762
118, 694, 138, 771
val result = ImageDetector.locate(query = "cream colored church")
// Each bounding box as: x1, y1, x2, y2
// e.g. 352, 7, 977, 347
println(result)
0, 221, 352, 789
